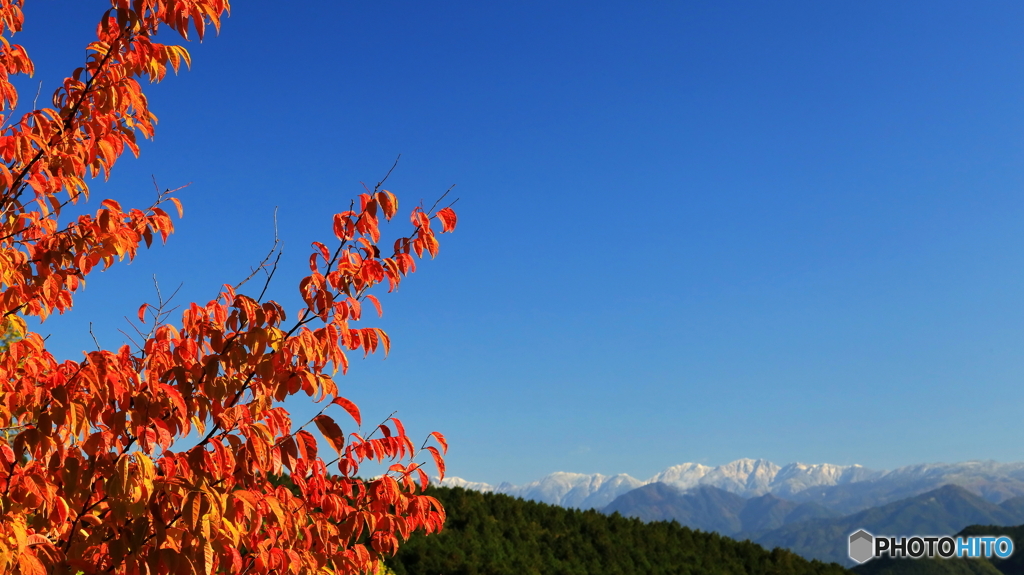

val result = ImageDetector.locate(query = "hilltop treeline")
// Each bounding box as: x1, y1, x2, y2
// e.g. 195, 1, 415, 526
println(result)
386, 486, 851, 575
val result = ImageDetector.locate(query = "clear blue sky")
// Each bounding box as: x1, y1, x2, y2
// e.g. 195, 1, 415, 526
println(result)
21, 1, 1024, 484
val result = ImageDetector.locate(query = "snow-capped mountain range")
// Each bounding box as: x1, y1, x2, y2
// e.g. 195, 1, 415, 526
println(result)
438, 458, 1024, 512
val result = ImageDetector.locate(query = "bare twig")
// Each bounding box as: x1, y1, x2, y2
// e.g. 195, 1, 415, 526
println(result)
31, 80, 42, 111
375, 154, 401, 193
362, 411, 398, 442
117, 328, 141, 350
141, 276, 183, 340
88, 322, 101, 351
426, 184, 456, 215
235, 207, 282, 292
117, 276, 182, 354
256, 251, 282, 303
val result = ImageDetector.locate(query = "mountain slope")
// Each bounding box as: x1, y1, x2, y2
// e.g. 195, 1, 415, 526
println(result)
739, 494, 839, 535
605, 484, 748, 534
754, 485, 1024, 566
787, 462, 1024, 515
603, 483, 838, 536
955, 524, 1024, 575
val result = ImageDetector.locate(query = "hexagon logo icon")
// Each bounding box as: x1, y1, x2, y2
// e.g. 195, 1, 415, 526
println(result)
849, 529, 874, 564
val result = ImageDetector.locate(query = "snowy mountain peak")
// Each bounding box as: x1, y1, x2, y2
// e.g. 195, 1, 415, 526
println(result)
436, 459, 1024, 512
439, 459, 874, 507
437, 476, 495, 493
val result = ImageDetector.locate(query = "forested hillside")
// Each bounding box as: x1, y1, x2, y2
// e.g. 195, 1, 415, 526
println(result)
387, 486, 850, 575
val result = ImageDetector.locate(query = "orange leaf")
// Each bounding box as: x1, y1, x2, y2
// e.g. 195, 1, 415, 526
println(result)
314, 414, 345, 454
17, 554, 45, 575
437, 206, 457, 233
295, 430, 318, 461
365, 294, 383, 318
331, 396, 362, 427
425, 446, 445, 480
430, 431, 448, 454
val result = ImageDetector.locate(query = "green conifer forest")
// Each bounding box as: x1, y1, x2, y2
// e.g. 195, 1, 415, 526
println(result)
386, 487, 851, 575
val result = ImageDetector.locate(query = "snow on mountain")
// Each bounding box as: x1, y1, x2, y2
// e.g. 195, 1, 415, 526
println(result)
436, 459, 1024, 510
437, 472, 644, 509
648, 459, 784, 496
501, 472, 645, 509
647, 459, 869, 498
646, 462, 712, 490
438, 459, 870, 508
769, 462, 882, 498
436, 476, 496, 493
435, 472, 643, 509
876, 460, 1024, 483
702, 458, 781, 496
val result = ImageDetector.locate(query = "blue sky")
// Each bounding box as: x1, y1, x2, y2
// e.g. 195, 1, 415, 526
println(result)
20, 1, 1024, 484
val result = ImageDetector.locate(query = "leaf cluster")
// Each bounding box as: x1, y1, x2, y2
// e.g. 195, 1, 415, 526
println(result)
0, 2, 458, 574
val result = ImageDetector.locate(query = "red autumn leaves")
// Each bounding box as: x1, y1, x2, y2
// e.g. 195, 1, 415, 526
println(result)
0, 2, 454, 574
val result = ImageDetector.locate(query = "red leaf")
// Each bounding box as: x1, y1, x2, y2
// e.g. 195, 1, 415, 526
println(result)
311, 241, 330, 262
377, 190, 398, 219
425, 446, 445, 480
331, 396, 362, 427
365, 294, 383, 318
389, 417, 406, 437
295, 430, 318, 461
280, 436, 298, 472
430, 431, 448, 454
314, 414, 345, 454
333, 213, 350, 240
436, 207, 457, 233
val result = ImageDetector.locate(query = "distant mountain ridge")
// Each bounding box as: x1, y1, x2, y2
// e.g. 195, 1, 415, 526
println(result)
751, 485, 1024, 566
603, 483, 1024, 567
440, 471, 645, 510
603, 483, 838, 535
439, 459, 1024, 513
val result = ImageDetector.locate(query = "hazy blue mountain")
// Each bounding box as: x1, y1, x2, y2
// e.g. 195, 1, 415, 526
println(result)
996, 495, 1024, 518
603, 483, 837, 536
738, 493, 840, 536
605, 483, 748, 534
786, 462, 1024, 515
755, 485, 1024, 566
